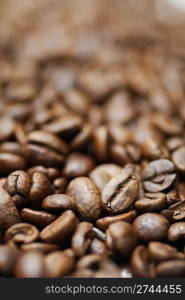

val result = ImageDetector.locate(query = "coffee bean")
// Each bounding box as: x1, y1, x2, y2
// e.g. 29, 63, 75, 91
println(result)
148, 242, 184, 262
142, 138, 169, 160
172, 146, 185, 172
0, 188, 20, 231
67, 177, 101, 221
130, 245, 155, 277
42, 194, 73, 212
29, 172, 52, 208
63, 153, 95, 178
69, 123, 92, 151
89, 238, 108, 256
135, 192, 166, 212
96, 210, 137, 230
0, 245, 19, 276
143, 159, 176, 192
21, 243, 59, 254
14, 250, 47, 278
0, 142, 23, 155
40, 210, 78, 243
23, 144, 64, 168
5, 223, 40, 247
156, 260, 185, 277
6, 170, 31, 198
93, 126, 109, 161
102, 169, 139, 214
133, 213, 169, 241
0, 153, 26, 175
27, 130, 68, 154
21, 208, 56, 228
27, 166, 60, 180
52, 177, 67, 193
168, 200, 185, 221
168, 222, 185, 242
45, 251, 74, 277
106, 221, 138, 257
72, 222, 93, 256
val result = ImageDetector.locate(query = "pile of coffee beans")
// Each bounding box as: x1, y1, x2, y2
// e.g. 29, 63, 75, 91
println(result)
0, 2, 185, 278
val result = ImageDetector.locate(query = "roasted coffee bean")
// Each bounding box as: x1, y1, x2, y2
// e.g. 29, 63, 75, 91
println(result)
23, 144, 64, 168
89, 238, 108, 256
43, 115, 82, 136
156, 260, 185, 277
106, 221, 138, 257
63, 153, 95, 179
0, 188, 20, 231
76, 254, 102, 270
130, 245, 155, 278
133, 213, 169, 241
27, 166, 60, 180
14, 123, 27, 145
0, 117, 15, 142
168, 222, 185, 242
152, 113, 183, 136
135, 192, 166, 212
21, 243, 59, 254
52, 177, 67, 193
143, 159, 176, 192
110, 143, 141, 165
172, 146, 185, 172
69, 123, 92, 151
0, 245, 19, 276
45, 251, 74, 277
177, 182, 185, 201
0, 153, 26, 175
90, 164, 122, 192
148, 242, 184, 262
96, 210, 137, 230
72, 222, 93, 257
168, 200, 185, 221
109, 124, 134, 145
102, 169, 139, 214
14, 250, 47, 278
142, 138, 169, 160
21, 208, 56, 228
40, 210, 78, 243
42, 194, 73, 212
0, 142, 22, 155
6, 170, 31, 198
93, 126, 109, 161
5, 223, 39, 247
67, 177, 101, 221
29, 172, 52, 208
27, 130, 68, 154
167, 137, 185, 152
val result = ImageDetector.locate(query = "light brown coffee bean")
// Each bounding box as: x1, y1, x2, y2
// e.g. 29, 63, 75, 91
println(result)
96, 210, 137, 230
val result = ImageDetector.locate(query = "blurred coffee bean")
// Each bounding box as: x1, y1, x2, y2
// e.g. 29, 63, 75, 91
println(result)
0, 117, 15, 142
40, 210, 78, 243
130, 245, 155, 277
42, 194, 73, 212
67, 177, 101, 221
89, 238, 108, 256
106, 221, 138, 257
172, 146, 185, 172
0, 153, 26, 175
52, 177, 67, 193
21, 243, 59, 254
0, 142, 23, 155
43, 115, 82, 136
93, 126, 109, 161
45, 251, 74, 277
148, 242, 184, 262
142, 138, 169, 160
0, 245, 19, 276
5, 223, 39, 247
143, 159, 176, 192
69, 124, 92, 151
168, 222, 185, 242
63, 153, 95, 178
156, 260, 185, 277
72, 222, 93, 257
133, 213, 169, 241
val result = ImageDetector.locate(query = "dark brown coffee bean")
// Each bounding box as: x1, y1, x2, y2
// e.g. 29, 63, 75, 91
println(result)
90, 164, 122, 192
135, 192, 166, 212
172, 146, 185, 172
27, 166, 60, 180
156, 260, 185, 277
133, 213, 169, 241
67, 177, 101, 221
0, 245, 19, 276
168, 222, 185, 242
5, 223, 39, 247
148, 242, 184, 262
40, 210, 78, 243
27, 130, 68, 154
45, 251, 74, 277
106, 221, 138, 257
42, 194, 73, 212
6, 170, 31, 198
14, 250, 47, 278
130, 245, 155, 277
69, 123, 92, 151
23, 144, 64, 168
21, 208, 57, 228
29, 172, 52, 208
0, 188, 20, 231
89, 238, 108, 256
63, 153, 95, 178
52, 177, 67, 193
143, 159, 176, 192
21, 243, 59, 254
72, 222, 93, 257
102, 169, 139, 214
93, 126, 109, 161
96, 210, 137, 230
0, 153, 26, 175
